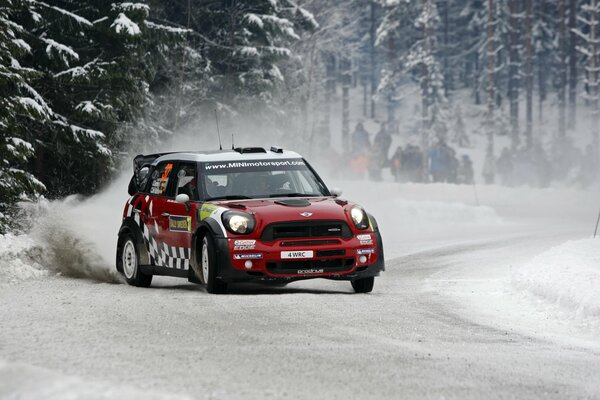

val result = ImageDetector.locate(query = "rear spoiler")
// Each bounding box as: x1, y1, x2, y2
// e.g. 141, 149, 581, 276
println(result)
133, 152, 174, 174
129, 152, 174, 195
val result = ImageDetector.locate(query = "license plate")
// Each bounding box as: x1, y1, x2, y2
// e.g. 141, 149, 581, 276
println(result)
281, 250, 314, 259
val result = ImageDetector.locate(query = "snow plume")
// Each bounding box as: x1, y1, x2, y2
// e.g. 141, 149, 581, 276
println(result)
6, 174, 132, 284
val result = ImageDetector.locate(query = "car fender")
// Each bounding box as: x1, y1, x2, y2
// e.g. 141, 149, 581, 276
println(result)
117, 217, 151, 268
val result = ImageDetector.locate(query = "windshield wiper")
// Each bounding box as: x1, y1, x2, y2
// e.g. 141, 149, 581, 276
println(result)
206, 195, 253, 201
269, 193, 321, 198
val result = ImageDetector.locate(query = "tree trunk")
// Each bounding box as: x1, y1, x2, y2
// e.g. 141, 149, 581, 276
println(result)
538, 0, 547, 123
442, 0, 451, 97
486, 0, 496, 184
508, 0, 520, 149
591, 0, 599, 150
558, 0, 567, 139
369, 0, 377, 119
341, 56, 351, 154
568, 0, 578, 130
525, 0, 534, 149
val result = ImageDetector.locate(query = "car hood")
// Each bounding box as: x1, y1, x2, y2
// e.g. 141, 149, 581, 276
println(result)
214, 197, 356, 225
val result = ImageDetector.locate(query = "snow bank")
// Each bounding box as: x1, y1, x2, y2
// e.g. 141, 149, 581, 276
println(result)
513, 238, 600, 321
0, 234, 47, 284
388, 198, 501, 225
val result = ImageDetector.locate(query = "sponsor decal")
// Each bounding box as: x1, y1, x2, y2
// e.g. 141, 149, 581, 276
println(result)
234, 245, 255, 251
360, 240, 373, 245
199, 204, 219, 221
234, 240, 256, 246
169, 215, 191, 232
356, 234, 372, 241
357, 248, 375, 255
204, 159, 306, 171
233, 253, 263, 260
281, 250, 314, 259
297, 268, 324, 274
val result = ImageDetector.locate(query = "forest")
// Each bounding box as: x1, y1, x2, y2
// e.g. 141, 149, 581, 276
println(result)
0, 0, 599, 232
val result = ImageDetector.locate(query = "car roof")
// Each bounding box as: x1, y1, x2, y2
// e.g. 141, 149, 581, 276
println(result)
151, 149, 303, 166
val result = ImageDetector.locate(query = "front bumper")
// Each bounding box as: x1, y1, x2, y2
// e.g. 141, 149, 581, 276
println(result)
214, 232, 385, 283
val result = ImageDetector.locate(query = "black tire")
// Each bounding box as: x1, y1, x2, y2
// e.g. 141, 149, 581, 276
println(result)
199, 232, 227, 294
351, 277, 374, 293
118, 233, 152, 287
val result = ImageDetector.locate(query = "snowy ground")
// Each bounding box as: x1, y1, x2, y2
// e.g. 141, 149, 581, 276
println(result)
1, 178, 600, 399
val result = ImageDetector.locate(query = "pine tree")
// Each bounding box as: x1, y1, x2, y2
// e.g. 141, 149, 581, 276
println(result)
0, 0, 46, 231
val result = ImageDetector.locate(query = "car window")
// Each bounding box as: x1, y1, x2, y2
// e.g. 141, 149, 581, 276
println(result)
201, 159, 328, 199
174, 163, 198, 200
149, 162, 174, 196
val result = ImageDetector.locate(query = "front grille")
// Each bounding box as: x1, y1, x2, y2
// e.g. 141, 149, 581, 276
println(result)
261, 220, 352, 242
266, 258, 354, 274
280, 239, 341, 247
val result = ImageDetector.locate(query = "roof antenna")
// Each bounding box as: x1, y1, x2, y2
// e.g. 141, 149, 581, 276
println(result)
231, 132, 235, 150
214, 109, 222, 151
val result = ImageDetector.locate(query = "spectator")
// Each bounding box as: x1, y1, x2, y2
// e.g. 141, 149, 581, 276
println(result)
352, 122, 371, 155
403, 144, 425, 182
457, 155, 474, 185
390, 146, 403, 182
370, 123, 392, 181
496, 148, 514, 186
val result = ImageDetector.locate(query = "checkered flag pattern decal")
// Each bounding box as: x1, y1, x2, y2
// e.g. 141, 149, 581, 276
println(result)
127, 196, 190, 271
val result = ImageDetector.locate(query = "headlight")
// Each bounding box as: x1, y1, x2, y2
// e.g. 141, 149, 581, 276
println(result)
350, 206, 369, 230
222, 211, 255, 235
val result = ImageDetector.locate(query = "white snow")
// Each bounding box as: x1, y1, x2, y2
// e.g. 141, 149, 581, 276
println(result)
144, 21, 191, 34
112, 2, 150, 16
75, 100, 101, 116
240, 46, 259, 57
42, 38, 79, 65
0, 233, 47, 285
17, 96, 53, 119
269, 65, 284, 81
46, 3, 92, 26
514, 238, 600, 321
54, 65, 87, 79
12, 38, 31, 53
111, 13, 141, 36
0, 359, 191, 400
9, 137, 34, 152
246, 13, 264, 28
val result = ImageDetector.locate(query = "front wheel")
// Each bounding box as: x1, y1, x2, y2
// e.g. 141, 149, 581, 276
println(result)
351, 277, 374, 293
119, 234, 152, 287
200, 233, 227, 294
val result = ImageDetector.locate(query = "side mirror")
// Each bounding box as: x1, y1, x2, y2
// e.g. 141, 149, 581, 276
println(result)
175, 193, 190, 204
330, 188, 343, 197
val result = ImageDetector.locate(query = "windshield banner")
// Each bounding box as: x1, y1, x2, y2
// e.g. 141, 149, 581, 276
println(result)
203, 159, 306, 172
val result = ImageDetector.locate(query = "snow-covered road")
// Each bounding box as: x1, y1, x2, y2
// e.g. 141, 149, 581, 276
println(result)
1, 181, 600, 399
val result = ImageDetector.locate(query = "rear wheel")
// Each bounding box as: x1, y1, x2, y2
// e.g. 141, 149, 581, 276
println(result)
351, 277, 374, 293
200, 233, 227, 294
119, 234, 152, 287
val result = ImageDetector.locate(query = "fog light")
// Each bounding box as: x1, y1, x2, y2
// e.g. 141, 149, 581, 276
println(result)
244, 260, 253, 269
359, 255, 367, 263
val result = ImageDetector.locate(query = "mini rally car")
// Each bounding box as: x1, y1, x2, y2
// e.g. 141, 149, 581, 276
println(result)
116, 147, 384, 293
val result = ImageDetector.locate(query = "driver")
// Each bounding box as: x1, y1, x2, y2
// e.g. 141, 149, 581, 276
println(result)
177, 167, 197, 199
245, 172, 271, 197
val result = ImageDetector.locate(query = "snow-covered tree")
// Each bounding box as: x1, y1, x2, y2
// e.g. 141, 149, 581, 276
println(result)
0, 0, 46, 231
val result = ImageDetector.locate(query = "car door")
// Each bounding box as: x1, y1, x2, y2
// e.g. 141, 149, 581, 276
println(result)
153, 162, 198, 271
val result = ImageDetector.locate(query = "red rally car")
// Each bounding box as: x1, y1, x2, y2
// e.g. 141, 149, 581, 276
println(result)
116, 146, 384, 294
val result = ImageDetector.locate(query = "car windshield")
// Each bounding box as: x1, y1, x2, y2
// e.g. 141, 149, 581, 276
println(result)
201, 159, 329, 200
